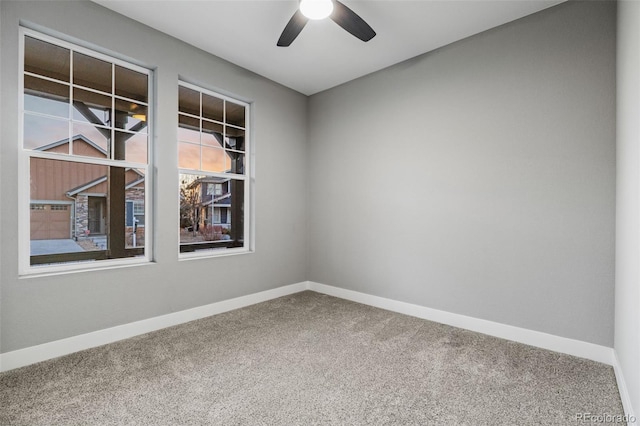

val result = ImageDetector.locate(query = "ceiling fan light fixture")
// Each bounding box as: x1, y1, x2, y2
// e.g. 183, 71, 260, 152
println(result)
300, 0, 333, 20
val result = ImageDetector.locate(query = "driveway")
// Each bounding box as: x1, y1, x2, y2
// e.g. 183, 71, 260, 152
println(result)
31, 239, 85, 256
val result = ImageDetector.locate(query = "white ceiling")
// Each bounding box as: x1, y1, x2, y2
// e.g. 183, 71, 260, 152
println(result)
94, 0, 565, 96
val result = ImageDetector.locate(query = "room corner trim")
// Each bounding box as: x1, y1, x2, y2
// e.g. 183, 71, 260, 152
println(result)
0, 281, 310, 372
612, 351, 638, 423
307, 282, 614, 365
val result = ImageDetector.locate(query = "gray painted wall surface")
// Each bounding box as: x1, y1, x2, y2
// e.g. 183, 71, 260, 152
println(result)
616, 1, 640, 415
0, 1, 308, 352
307, 1, 616, 346
0, 0, 619, 355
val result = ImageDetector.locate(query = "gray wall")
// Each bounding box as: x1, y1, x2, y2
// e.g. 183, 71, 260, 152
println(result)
0, 1, 308, 352
307, 1, 616, 346
0, 0, 619, 355
616, 0, 640, 416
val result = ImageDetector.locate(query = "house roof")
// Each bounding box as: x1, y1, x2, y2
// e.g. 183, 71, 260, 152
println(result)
202, 193, 231, 207
66, 176, 107, 196
37, 134, 108, 156
66, 170, 145, 197
185, 176, 230, 190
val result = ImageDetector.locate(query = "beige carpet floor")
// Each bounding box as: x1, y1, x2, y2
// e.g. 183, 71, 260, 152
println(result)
0, 291, 624, 425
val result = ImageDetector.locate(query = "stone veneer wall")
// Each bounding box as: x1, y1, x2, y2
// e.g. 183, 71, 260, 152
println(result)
73, 187, 144, 242
75, 195, 89, 240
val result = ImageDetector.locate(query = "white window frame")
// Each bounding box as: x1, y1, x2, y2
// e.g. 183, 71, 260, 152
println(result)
18, 28, 154, 275
178, 81, 252, 259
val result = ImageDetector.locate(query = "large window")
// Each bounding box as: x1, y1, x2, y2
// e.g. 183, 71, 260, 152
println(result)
20, 29, 152, 273
178, 82, 250, 255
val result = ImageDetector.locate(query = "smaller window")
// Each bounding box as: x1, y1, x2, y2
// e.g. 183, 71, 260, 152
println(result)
133, 201, 144, 216
178, 82, 250, 256
51, 205, 68, 211
212, 184, 223, 196
30, 204, 46, 210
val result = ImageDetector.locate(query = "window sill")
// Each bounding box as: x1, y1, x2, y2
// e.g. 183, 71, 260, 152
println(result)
19, 256, 154, 279
178, 246, 253, 261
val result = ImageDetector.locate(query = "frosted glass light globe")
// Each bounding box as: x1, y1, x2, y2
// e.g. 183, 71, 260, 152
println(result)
300, 0, 334, 20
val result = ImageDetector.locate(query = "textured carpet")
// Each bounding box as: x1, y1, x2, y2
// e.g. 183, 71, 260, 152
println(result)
0, 291, 623, 425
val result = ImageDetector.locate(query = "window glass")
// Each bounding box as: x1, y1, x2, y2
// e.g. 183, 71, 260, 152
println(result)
29, 158, 146, 264
179, 174, 243, 251
178, 142, 200, 170
178, 85, 199, 116
22, 31, 151, 272
73, 51, 112, 93
72, 88, 112, 126
178, 114, 200, 143
115, 65, 148, 103
24, 75, 70, 118
23, 114, 69, 151
225, 127, 245, 152
201, 146, 228, 173
24, 36, 70, 82
114, 98, 147, 132
226, 101, 245, 128
202, 120, 224, 147
72, 122, 110, 158
118, 131, 147, 164
202, 93, 223, 122
228, 152, 245, 175
178, 82, 249, 255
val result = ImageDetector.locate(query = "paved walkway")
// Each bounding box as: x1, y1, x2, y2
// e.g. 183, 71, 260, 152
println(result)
31, 239, 84, 256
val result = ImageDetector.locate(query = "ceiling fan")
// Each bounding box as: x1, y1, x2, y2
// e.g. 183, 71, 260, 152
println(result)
277, 0, 376, 47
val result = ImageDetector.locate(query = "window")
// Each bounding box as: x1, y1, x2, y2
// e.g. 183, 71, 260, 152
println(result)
206, 183, 223, 196
178, 82, 250, 255
133, 201, 145, 217
213, 208, 222, 224
20, 29, 152, 273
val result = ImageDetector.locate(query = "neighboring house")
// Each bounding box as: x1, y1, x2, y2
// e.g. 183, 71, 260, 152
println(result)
181, 176, 232, 231
31, 134, 145, 246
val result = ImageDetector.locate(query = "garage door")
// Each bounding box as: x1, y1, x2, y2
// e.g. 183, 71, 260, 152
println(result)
30, 203, 72, 240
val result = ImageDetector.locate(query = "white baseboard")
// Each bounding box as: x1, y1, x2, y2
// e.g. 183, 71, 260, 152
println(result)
0, 282, 308, 372
612, 352, 638, 425
2, 280, 630, 419
307, 282, 615, 365
0, 280, 616, 370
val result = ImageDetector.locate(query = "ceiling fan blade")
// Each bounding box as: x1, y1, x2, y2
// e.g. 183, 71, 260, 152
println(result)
277, 9, 309, 47
330, 0, 376, 42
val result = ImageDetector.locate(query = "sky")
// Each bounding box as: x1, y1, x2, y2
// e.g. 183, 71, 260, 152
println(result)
25, 93, 148, 164
25, 93, 238, 173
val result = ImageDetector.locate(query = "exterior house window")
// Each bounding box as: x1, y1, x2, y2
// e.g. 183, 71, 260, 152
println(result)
205, 183, 222, 196
178, 81, 250, 255
133, 201, 145, 221
20, 29, 152, 273
213, 208, 221, 224
206, 183, 223, 196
